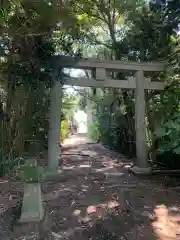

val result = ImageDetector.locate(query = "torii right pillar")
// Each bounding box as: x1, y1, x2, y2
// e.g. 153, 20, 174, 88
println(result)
131, 70, 164, 175
131, 70, 153, 174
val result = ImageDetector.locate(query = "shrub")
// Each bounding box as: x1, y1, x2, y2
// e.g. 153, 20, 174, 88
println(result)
88, 121, 100, 141
100, 127, 116, 148
60, 120, 69, 143
155, 112, 180, 155
155, 112, 180, 169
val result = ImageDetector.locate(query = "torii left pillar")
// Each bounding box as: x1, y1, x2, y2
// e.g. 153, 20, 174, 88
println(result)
48, 69, 62, 172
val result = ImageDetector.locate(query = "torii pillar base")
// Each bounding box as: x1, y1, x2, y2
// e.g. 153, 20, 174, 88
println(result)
129, 166, 152, 175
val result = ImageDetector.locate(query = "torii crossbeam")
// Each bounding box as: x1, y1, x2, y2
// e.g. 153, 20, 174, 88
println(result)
48, 56, 165, 175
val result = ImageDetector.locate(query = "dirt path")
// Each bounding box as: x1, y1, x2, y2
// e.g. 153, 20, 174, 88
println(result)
1, 134, 180, 239
41, 134, 180, 240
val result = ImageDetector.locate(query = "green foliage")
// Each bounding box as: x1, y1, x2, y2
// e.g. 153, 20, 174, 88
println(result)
0, 153, 12, 176
88, 121, 100, 141
156, 113, 180, 155
61, 91, 79, 143
62, 91, 78, 121
99, 128, 117, 148
16, 165, 46, 183
0, 141, 23, 177
0, 0, 80, 177
60, 120, 69, 143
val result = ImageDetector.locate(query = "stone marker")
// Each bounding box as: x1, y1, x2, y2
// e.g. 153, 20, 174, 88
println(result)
19, 183, 44, 223
19, 158, 44, 222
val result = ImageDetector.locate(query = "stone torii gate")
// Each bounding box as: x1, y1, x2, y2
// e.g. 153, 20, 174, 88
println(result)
48, 56, 165, 175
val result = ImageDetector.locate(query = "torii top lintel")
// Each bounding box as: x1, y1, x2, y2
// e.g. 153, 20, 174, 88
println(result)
52, 55, 166, 72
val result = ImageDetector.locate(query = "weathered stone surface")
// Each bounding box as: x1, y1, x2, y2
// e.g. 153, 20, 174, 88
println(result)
19, 183, 44, 223
129, 165, 152, 175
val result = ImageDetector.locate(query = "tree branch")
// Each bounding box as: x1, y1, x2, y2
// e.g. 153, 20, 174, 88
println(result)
84, 34, 112, 49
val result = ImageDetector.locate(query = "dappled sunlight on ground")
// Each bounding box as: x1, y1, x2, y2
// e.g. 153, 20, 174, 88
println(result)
72, 200, 120, 225
152, 204, 180, 239
63, 134, 90, 146
81, 150, 98, 157
38, 135, 180, 240
62, 164, 92, 170
94, 166, 114, 173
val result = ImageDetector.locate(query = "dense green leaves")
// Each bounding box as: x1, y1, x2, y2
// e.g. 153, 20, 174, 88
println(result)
156, 113, 180, 155
0, 0, 79, 175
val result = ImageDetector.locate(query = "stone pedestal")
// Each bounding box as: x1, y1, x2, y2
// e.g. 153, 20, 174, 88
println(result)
129, 165, 152, 175
19, 183, 44, 223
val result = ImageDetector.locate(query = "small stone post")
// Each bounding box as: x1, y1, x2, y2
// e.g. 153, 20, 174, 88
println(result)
19, 158, 44, 223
